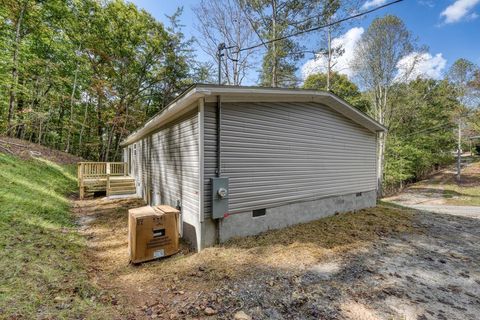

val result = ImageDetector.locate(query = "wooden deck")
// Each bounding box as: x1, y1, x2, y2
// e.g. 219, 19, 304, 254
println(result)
77, 162, 136, 199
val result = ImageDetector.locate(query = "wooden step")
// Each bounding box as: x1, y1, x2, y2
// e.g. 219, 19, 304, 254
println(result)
109, 181, 135, 185
109, 186, 136, 192
109, 181, 135, 187
110, 177, 135, 182
108, 189, 136, 195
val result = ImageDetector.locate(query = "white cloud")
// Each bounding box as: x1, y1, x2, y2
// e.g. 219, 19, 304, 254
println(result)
302, 28, 447, 84
418, 0, 435, 8
362, 0, 388, 10
440, 0, 480, 23
396, 52, 447, 82
301, 27, 364, 79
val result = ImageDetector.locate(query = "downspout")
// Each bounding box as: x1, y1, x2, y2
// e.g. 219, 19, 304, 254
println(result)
216, 95, 222, 178
215, 95, 222, 244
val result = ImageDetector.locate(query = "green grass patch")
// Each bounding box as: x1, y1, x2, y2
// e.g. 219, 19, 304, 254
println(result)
441, 184, 480, 206
0, 154, 117, 319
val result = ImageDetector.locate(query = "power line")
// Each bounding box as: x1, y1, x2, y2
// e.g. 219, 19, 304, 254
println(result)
397, 122, 455, 138
236, 0, 404, 53
239, 4, 268, 50
217, 0, 404, 84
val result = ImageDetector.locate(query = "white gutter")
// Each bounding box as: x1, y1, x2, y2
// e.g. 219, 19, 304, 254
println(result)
120, 87, 212, 146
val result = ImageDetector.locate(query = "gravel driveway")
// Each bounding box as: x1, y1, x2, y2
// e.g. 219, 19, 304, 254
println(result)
385, 159, 480, 220
211, 210, 480, 320
407, 205, 480, 219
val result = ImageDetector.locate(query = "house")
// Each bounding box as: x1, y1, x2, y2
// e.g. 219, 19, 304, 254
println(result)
120, 84, 386, 251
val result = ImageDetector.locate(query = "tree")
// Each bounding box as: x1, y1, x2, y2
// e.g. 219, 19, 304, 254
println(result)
315, 0, 361, 90
448, 58, 480, 109
239, 0, 329, 87
0, 0, 198, 161
193, 0, 257, 85
351, 15, 417, 196
2, 0, 31, 135
384, 79, 457, 191
303, 72, 369, 112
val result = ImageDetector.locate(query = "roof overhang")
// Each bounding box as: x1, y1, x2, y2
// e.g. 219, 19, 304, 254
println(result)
120, 84, 387, 146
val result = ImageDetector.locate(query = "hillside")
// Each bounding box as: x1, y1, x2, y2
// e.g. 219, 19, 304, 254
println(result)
0, 151, 119, 318
0, 137, 83, 164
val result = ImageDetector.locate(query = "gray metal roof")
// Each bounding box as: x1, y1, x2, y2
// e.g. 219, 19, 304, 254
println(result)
120, 84, 387, 146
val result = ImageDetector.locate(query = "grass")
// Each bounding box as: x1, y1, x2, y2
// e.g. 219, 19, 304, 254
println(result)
441, 184, 480, 206
411, 159, 480, 206
0, 154, 118, 319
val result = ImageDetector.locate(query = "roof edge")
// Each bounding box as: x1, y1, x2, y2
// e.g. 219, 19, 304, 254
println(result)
120, 84, 386, 146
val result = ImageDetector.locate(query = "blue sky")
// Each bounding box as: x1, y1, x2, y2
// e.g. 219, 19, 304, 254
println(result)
129, 0, 480, 84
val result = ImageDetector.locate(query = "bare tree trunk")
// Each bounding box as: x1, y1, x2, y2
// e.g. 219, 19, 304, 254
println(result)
271, 0, 278, 87
373, 84, 389, 198
105, 124, 116, 162
96, 92, 104, 161
113, 102, 129, 160
78, 101, 89, 154
7, 2, 27, 136
376, 131, 386, 198
65, 62, 79, 153
37, 119, 43, 144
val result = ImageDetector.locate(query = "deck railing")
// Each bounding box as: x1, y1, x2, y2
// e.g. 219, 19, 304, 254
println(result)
77, 162, 129, 198
77, 162, 128, 182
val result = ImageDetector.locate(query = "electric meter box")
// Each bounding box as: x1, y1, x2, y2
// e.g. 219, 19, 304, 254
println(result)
211, 177, 229, 219
128, 205, 180, 263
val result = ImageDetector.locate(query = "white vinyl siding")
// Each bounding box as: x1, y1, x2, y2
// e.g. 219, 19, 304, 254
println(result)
129, 110, 200, 219
203, 103, 217, 219
204, 101, 377, 215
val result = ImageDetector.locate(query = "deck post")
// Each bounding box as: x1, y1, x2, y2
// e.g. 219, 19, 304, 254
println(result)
76, 161, 132, 199
106, 175, 110, 197
79, 164, 84, 200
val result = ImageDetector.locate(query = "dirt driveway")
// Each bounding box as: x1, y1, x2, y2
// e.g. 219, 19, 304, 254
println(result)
73, 197, 480, 320
384, 158, 480, 219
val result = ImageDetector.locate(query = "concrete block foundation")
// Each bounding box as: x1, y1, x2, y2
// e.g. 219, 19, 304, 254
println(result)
217, 190, 377, 243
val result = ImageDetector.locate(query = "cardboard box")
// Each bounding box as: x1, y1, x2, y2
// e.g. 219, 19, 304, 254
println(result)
128, 205, 180, 263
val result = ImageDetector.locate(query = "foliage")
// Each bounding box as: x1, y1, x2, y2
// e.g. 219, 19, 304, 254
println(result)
384, 79, 457, 191
239, 0, 335, 87
303, 72, 369, 112
352, 15, 416, 127
447, 58, 480, 109
0, 154, 119, 318
0, 0, 203, 161
351, 15, 418, 195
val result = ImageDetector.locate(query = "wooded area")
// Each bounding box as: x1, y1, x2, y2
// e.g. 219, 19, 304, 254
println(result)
0, 0, 209, 162
1, 0, 479, 192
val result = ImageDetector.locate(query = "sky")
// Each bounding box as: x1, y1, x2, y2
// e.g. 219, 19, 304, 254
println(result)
128, 0, 480, 85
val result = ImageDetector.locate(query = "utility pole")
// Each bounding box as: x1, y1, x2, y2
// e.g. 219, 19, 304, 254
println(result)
217, 43, 226, 85
457, 118, 462, 181
326, 26, 332, 92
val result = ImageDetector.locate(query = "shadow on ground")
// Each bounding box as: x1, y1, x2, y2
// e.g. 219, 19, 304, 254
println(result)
72, 197, 480, 320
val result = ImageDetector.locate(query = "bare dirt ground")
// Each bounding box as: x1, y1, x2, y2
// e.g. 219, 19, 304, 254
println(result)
0, 136, 83, 164
72, 197, 480, 320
